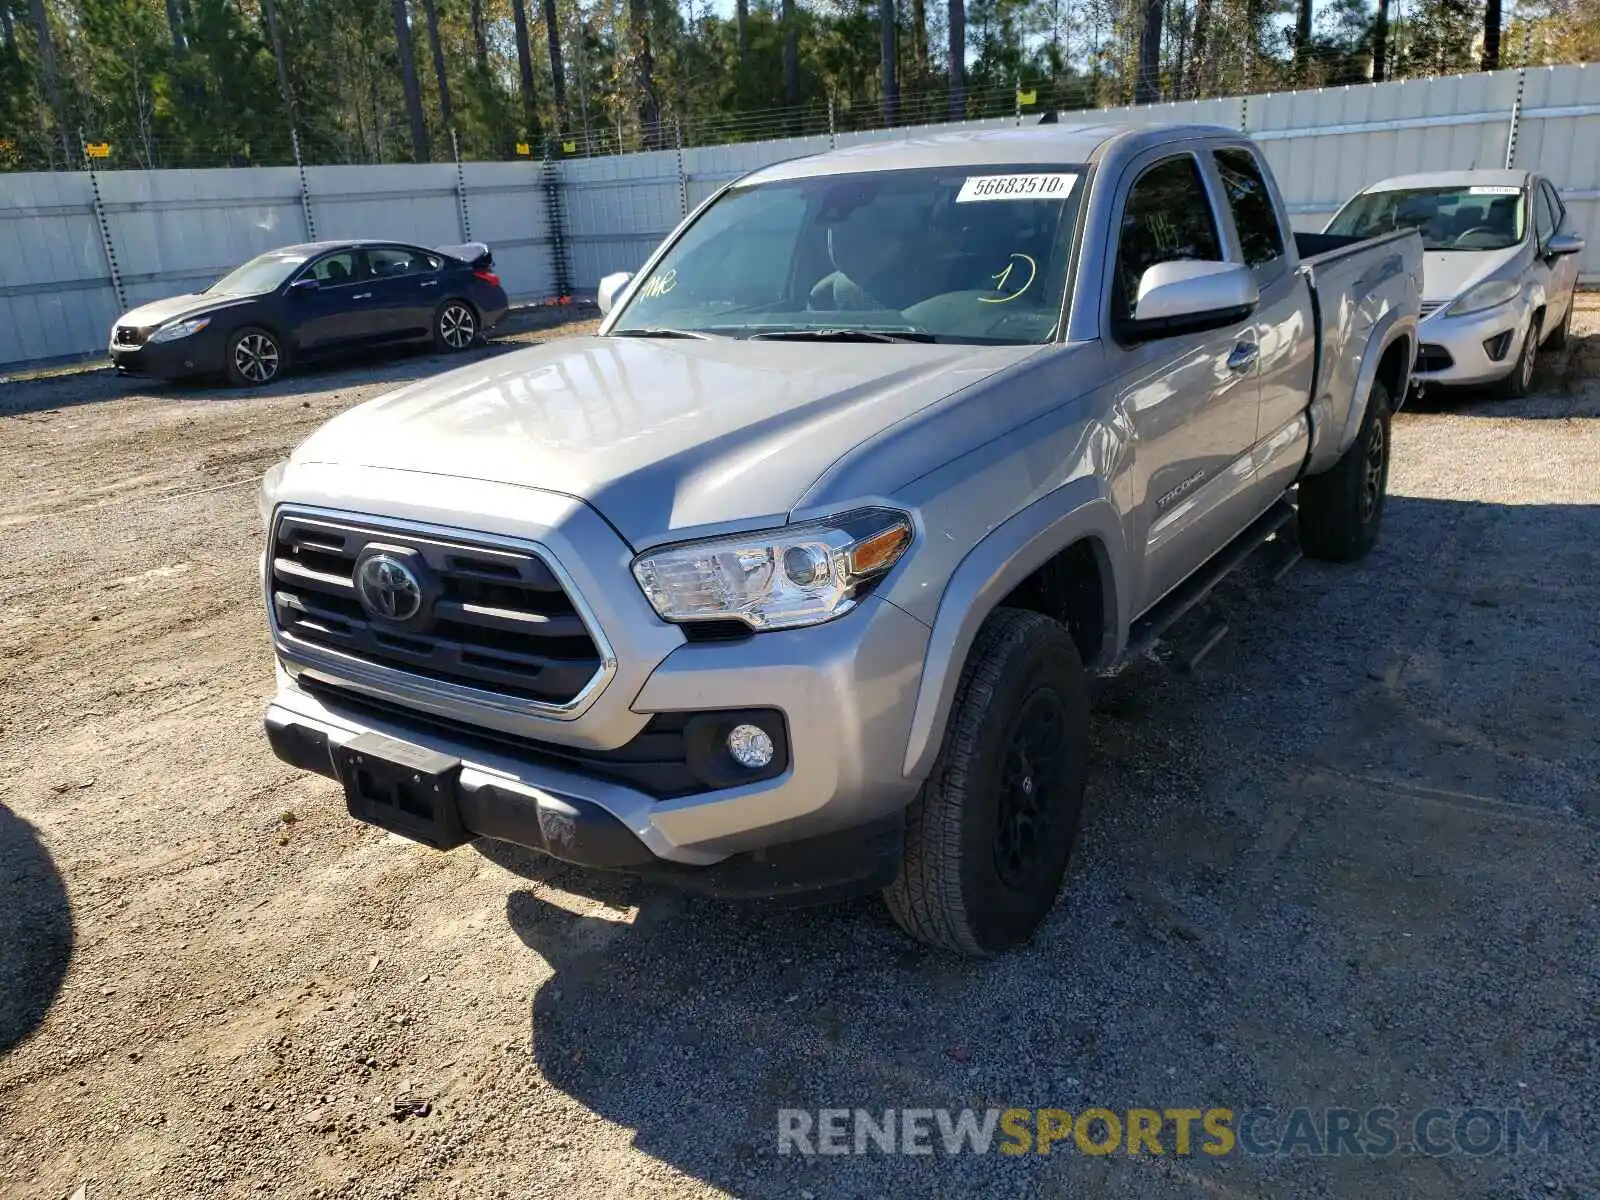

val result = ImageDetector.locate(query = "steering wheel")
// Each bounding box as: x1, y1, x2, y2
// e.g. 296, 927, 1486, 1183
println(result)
1454, 226, 1500, 245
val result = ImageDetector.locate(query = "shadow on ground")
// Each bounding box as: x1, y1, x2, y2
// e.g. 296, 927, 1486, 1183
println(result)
0, 805, 73, 1056
492, 496, 1600, 1199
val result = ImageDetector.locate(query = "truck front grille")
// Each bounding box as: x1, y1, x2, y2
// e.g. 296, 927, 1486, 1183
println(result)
269, 513, 605, 708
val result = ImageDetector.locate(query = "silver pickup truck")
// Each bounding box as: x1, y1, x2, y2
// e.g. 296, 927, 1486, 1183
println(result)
260, 123, 1422, 956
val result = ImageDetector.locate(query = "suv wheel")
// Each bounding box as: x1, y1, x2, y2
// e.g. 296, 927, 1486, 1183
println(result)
1298, 380, 1392, 562
884, 608, 1089, 957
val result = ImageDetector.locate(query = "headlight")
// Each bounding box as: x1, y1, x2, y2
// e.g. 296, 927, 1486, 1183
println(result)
631, 508, 914, 630
1445, 279, 1519, 317
258, 460, 287, 532
149, 316, 212, 343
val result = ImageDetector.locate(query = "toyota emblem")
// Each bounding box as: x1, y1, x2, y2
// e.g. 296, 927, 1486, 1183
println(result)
356, 554, 424, 622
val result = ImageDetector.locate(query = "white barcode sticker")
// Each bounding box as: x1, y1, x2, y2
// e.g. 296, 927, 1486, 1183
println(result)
1468, 185, 1521, 195
956, 173, 1078, 203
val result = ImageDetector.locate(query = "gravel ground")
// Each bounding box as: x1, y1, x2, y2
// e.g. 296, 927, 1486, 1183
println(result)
1, 299, 1597, 1200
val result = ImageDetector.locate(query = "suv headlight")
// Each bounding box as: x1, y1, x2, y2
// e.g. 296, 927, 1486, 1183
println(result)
149, 316, 212, 343
1445, 279, 1519, 318
258, 460, 287, 532
631, 508, 914, 630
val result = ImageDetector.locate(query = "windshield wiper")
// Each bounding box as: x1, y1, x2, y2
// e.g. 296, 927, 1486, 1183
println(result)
748, 328, 938, 344
610, 326, 717, 340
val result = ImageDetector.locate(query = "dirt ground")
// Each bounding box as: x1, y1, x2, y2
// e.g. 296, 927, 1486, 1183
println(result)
2, 299, 1598, 1200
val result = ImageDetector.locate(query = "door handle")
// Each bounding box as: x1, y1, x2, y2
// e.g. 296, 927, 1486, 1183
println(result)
352, 292, 372, 300
420, 280, 439, 288
1227, 342, 1259, 372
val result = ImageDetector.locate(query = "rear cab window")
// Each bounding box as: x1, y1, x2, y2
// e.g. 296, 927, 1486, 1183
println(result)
1213, 147, 1287, 286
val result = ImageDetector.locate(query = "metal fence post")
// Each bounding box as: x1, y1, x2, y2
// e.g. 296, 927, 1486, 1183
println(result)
292, 128, 317, 241
675, 118, 688, 217
81, 129, 127, 313
1504, 64, 1529, 168
828, 95, 837, 150
451, 129, 473, 242
542, 141, 573, 299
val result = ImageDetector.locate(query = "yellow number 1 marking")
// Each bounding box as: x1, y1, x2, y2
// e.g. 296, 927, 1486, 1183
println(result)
978, 252, 1037, 304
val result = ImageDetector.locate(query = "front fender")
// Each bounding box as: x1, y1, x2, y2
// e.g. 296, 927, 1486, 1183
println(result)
900, 479, 1128, 781
1304, 310, 1417, 476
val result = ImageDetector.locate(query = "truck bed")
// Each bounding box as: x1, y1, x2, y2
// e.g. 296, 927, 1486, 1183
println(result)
1296, 227, 1423, 460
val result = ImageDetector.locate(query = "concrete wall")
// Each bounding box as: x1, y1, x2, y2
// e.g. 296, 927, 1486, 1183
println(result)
2, 64, 1597, 369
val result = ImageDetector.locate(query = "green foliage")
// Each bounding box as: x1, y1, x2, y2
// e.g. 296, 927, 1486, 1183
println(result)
0, 0, 1571, 170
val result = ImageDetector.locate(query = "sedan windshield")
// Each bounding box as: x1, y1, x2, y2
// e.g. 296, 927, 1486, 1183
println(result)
1327, 185, 1527, 251
206, 250, 311, 297
610, 165, 1088, 344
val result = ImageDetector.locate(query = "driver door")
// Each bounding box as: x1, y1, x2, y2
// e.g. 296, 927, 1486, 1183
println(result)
1105, 151, 1266, 617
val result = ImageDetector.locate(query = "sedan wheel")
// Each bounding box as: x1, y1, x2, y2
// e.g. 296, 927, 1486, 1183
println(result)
435, 301, 477, 352
227, 329, 283, 387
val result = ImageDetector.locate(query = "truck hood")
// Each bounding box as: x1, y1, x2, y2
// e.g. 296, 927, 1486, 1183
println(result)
1421, 244, 1526, 303
292, 335, 1038, 548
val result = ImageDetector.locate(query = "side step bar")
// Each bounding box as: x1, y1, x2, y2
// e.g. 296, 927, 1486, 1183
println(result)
1124, 499, 1297, 663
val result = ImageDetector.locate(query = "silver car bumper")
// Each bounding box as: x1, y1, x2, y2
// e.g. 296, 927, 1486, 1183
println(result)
1412, 300, 1532, 386
266, 588, 930, 887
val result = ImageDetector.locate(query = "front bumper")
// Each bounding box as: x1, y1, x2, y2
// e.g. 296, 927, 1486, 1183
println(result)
264, 481, 932, 894
110, 333, 226, 379
1412, 301, 1531, 387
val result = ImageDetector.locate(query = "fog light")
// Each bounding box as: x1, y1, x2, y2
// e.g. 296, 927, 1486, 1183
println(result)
726, 723, 775, 769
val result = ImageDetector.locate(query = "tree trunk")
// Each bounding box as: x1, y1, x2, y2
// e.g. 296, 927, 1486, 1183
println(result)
1187, 0, 1210, 98
910, 0, 927, 77
27, 0, 73, 163
392, 0, 431, 162
420, 0, 453, 128
881, 0, 898, 125
1293, 0, 1312, 73
260, 0, 294, 121
542, 0, 567, 117
629, 0, 659, 148
163, 0, 186, 52
782, 0, 798, 108
1480, 0, 1501, 69
470, 0, 489, 71
1135, 0, 1162, 103
510, 0, 539, 134
1371, 0, 1388, 80
2, 3, 15, 52
736, 0, 749, 60
947, 0, 964, 119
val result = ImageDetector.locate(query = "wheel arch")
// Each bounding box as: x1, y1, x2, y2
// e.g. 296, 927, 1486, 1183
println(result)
901, 480, 1128, 781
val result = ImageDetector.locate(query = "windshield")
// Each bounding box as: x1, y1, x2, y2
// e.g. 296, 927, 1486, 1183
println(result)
206, 250, 311, 297
1327, 185, 1527, 251
610, 165, 1088, 344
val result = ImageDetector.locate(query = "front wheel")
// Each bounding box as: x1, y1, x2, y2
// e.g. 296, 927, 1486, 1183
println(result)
884, 608, 1089, 957
433, 300, 478, 352
226, 327, 285, 387
1494, 314, 1540, 400
1298, 379, 1392, 562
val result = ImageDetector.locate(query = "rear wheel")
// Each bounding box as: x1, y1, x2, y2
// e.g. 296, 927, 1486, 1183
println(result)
1298, 380, 1391, 562
1494, 313, 1540, 399
226, 327, 285, 387
433, 300, 478, 352
884, 608, 1089, 957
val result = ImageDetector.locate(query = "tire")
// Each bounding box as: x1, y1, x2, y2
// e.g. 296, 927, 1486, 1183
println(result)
883, 608, 1089, 957
1298, 379, 1392, 563
226, 327, 285, 387
1494, 313, 1540, 399
1545, 297, 1573, 351
433, 299, 478, 352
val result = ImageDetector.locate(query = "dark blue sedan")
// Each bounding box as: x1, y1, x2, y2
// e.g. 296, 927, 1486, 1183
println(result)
109, 239, 510, 386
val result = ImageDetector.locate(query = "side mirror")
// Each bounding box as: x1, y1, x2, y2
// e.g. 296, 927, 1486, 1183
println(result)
1546, 231, 1585, 258
597, 270, 634, 317
1121, 261, 1259, 341
288, 277, 320, 295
